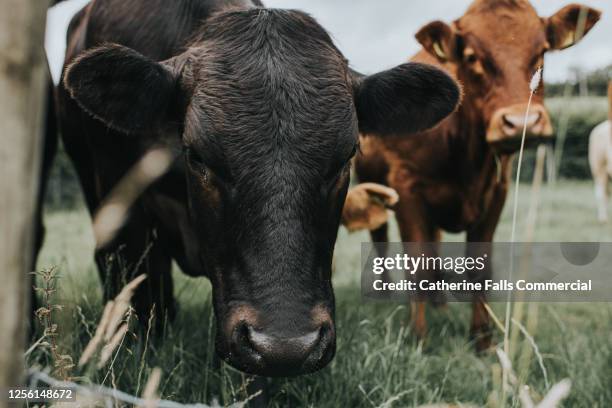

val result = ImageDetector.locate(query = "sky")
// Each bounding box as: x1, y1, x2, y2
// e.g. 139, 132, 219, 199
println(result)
46, 0, 611, 85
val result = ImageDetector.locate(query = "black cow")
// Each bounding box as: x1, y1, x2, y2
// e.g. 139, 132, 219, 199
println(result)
55, 0, 459, 377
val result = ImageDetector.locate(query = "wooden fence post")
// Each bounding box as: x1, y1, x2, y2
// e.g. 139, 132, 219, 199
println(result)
0, 0, 49, 403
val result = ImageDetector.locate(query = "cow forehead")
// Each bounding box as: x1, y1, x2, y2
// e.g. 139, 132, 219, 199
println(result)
181, 8, 358, 186
186, 47, 355, 143
458, 0, 545, 51
182, 10, 356, 163
183, 56, 356, 185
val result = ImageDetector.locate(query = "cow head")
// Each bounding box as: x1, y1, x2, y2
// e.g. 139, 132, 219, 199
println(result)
416, 0, 601, 153
64, 8, 459, 377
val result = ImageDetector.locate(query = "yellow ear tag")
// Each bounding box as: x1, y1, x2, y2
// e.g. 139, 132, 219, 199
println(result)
433, 42, 447, 60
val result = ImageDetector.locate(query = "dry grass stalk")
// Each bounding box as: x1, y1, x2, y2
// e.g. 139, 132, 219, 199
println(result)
33, 267, 74, 380
514, 146, 547, 379
496, 348, 570, 408
78, 301, 114, 367
105, 274, 147, 341
93, 147, 175, 248
483, 302, 506, 334
509, 144, 547, 361
524, 145, 547, 243
141, 367, 162, 408
98, 323, 129, 368
511, 319, 548, 389
502, 66, 543, 404
78, 274, 147, 368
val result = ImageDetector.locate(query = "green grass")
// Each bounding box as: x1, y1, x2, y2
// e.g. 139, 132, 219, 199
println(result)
32, 180, 612, 407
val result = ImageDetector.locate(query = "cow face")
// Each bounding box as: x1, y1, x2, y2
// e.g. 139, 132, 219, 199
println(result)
64, 8, 459, 377
416, 0, 600, 153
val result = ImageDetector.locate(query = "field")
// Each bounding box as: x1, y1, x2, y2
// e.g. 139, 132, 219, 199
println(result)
32, 180, 612, 407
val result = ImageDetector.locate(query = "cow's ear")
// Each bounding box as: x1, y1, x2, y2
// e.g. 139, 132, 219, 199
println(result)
546, 4, 601, 50
353, 62, 461, 136
342, 183, 399, 232
64, 43, 186, 133
416, 21, 461, 63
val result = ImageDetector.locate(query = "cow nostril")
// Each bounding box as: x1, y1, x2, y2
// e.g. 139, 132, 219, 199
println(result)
531, 111, 543, 127
306, 324, 335, 364
502, 114, 514, 129
231, 323, 264, 366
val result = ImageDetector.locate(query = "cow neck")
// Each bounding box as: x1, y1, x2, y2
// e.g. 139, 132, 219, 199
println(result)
453, 101, 506, 197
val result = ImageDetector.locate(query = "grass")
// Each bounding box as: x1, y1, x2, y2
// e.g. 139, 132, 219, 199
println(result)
31, 180, 612, 407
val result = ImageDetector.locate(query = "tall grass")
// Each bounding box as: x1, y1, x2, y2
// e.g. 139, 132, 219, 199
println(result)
28, 180, 612, 407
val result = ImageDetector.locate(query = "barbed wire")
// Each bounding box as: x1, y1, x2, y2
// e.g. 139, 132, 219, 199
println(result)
26, 369, 252, 408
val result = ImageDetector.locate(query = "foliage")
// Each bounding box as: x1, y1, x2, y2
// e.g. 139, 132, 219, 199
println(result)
545, 65, 611, 98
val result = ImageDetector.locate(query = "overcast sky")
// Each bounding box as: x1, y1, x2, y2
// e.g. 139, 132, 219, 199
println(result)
46, 0, 611, 84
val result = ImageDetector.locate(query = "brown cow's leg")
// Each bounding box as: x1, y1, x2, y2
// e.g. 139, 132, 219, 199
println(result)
470, 296, 490, 352
410, 301, 427, 341
466, 180, 508, 352
370, 222, 388, 253
391, 178, 439, 341
370, 223, 391, 283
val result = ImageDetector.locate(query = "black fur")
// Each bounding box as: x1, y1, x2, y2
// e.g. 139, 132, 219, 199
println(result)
57, 0, 459, 378
64, 44, 182, 133
355, 62, 461, 136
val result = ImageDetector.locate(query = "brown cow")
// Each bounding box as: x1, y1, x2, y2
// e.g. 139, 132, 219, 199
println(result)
356, 0, 601, 351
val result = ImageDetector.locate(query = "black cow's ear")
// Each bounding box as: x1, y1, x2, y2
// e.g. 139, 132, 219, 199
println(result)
546, 4, 601, 50
63, 43, 186, 133
354, 62, 461, 136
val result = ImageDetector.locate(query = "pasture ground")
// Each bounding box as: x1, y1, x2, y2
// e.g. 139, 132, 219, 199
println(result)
32, 180, 612, 407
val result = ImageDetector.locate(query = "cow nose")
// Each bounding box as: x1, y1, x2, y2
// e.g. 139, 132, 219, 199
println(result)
225, 306, 336, 377
488, 103, 553, 144
501, 111, 542, 136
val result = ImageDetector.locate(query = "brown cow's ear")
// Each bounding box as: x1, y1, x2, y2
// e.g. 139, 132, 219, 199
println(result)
64, 43, 187, 133
342, 183, 399, 232
416, 20, 460, 63
546, 4, 601, 50
360, 183, 399, 208
354, 62, 461, 136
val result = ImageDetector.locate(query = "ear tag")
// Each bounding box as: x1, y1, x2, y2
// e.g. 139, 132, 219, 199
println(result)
433, 42, 447, 60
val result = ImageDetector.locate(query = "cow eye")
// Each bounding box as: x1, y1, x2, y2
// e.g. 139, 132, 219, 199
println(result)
185, 147, 209, 177
185, 147, 205, 167
185, 146, 234, 185
465, 53, 478, 64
